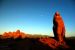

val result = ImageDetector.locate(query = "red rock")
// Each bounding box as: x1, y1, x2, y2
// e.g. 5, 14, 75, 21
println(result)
53, 11, 65, 43
2, 30, 26, 39
39, 37, 58, 49
3, 32, 13, 38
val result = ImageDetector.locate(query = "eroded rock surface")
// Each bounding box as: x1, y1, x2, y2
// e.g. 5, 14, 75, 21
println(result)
39, 12, 69, 49
53, 11, 65, 43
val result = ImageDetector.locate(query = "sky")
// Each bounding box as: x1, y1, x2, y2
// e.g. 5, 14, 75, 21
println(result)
0, 0, 75, 37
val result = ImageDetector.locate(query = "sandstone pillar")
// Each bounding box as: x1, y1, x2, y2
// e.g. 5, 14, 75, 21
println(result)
53, 11, 65, 43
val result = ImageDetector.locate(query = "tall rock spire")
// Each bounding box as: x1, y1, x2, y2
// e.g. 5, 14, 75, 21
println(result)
53, 11, 65, 43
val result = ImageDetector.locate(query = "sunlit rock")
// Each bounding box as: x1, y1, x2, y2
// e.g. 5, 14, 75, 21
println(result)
53, 11, 65, 43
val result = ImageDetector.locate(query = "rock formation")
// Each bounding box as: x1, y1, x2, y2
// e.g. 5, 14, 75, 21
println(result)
53, 11, 65, 43
2, 30, 27, 39
39, 11, 69, 49
39, 37, 59, 49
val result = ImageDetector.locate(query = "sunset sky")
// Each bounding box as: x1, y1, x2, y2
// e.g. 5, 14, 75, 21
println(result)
0, 0, 75, 37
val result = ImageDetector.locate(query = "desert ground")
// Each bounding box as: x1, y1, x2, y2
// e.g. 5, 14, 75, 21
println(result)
0, 35, 75, 50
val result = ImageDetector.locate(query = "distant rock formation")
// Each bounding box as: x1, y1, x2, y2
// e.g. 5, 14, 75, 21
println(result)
53, 11, 65, 43
2, 30, 30, 39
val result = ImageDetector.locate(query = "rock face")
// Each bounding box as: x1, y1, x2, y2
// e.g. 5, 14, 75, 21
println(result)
53, 11, 65, 43
39, 12, 69, 49
2, 30, 28, 39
